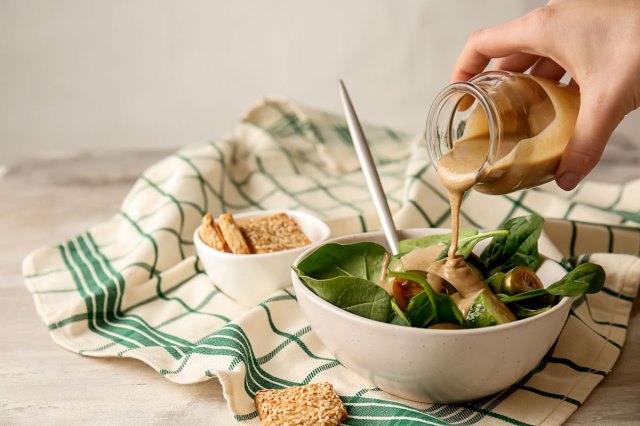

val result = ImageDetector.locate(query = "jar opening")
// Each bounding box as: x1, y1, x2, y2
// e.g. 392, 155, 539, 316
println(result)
426, 81, 502, 179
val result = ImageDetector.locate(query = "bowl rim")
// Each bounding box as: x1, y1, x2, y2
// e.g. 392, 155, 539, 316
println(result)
291, 227, 572, 336
193, 209, 331, 259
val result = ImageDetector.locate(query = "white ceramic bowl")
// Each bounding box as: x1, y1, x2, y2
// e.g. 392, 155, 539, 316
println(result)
291, 228, 571, 403
195, 210, 330, 306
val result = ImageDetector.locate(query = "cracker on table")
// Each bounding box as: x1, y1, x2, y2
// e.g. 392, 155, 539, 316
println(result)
200, 213, 230, 253
239, 212, 311, 254
255, 382, 347, 426
218, 213, 251, 254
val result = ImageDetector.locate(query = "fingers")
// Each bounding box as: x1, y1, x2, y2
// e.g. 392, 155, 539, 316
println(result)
555, 91, 624, 190
491, 54, 567, 83
493, 53, 539, 73
530, 57, 566, 81
450, 9, 551, 83
450, 33, 495, 83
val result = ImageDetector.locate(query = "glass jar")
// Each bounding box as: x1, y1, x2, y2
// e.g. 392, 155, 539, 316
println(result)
426, 71, 580, 195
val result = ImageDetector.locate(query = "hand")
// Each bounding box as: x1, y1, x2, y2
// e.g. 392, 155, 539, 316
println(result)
450, 0, 640, 190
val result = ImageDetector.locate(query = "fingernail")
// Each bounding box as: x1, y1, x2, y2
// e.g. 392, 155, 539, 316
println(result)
557, 172, 582, 191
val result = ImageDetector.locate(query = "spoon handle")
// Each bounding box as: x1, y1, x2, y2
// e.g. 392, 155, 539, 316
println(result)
339, 80, 400, 255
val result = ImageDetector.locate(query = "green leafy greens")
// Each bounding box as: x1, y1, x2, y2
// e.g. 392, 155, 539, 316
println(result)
293, 215, 607, 330
457, 230, 509, 258
397, 228, 508, 261
295, 272, 392, 322
480, 215, 545, 274
293, 241, 392, 322
397, 228, 478, 255
294, 242, 388, 282
390, 299, 411, 326
389, 271, 464, 327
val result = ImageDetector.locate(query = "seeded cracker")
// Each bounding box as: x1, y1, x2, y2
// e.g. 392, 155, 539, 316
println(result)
239, 212, 311, 254
255, 382, 347, 426
218, 213, 252, 254
199, 213, 230, 253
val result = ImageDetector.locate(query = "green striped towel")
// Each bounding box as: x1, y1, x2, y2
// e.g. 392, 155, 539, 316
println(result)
23, 97, 640, 425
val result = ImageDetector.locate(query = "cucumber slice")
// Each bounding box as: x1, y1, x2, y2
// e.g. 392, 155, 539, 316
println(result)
466, 289, 517, 328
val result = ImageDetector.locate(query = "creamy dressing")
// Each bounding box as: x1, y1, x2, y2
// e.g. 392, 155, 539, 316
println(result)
399, 244, 447, 293
385, 245, 447, 294
379, 253, 393, 294
428, 256, 487, 316
399, 245, 446, 272
430, 76, 578, 313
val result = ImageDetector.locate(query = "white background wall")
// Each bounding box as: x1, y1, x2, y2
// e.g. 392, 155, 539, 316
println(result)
1, 0, 638, 164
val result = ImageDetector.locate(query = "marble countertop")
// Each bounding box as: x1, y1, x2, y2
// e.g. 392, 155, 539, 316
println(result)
1, 149, 638, 425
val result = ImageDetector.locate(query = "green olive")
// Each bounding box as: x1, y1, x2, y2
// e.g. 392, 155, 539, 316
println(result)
486, 272, 506, 294
503, 266, 552, 308
503, 266, 543, 294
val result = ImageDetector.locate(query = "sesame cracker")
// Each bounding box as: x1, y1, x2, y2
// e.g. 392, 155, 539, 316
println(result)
239, 213, 311, 254
255, 382, 347, 426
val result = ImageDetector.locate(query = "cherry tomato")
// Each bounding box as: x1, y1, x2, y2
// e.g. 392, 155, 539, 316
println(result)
392, 278, 423, 311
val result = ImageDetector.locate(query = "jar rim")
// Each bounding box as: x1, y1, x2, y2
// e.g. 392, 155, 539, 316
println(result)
426, 77, 503, 178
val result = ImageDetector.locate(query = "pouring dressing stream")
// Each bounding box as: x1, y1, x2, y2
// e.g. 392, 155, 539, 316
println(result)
428, 72, 579, 261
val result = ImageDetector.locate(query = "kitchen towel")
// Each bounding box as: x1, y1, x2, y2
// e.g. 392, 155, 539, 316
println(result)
23, 97, 640, 425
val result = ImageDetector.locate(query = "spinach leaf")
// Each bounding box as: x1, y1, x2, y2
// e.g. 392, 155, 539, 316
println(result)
389, 312, 411, 326
294, 268, 392, 322
398, 229, 504, 261
405, 291, 435, 328
390, 299, 411, 326
547, 263, 606, 295
397, 228, 478, 256
389, 271, 464, 326
456, 230, 509, 258
295, 242, 388, 282
480, 215, 544, 274
509, 303, 553, 319
498, 263, 606, 304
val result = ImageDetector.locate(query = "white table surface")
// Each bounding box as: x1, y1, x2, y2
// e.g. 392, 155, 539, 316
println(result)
1, 148, 638, 425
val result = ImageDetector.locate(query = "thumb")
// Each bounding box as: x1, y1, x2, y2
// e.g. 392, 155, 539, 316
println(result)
555, 89, 623, 191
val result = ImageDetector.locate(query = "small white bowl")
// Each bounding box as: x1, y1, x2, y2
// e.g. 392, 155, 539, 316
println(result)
194, 210, 330, 306
291, 228, 572, 403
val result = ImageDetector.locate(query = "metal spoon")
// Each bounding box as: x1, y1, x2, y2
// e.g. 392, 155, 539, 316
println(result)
338, 80, 400, 255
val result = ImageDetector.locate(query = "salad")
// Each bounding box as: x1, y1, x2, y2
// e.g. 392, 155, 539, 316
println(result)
293, 215, 605, 329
